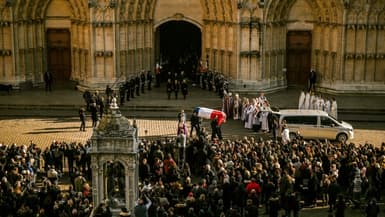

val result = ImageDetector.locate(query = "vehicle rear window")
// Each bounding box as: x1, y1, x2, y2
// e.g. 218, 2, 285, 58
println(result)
285, 116, 317, 125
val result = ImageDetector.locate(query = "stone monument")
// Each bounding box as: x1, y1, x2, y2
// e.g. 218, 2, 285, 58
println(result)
90, 97, 138, 215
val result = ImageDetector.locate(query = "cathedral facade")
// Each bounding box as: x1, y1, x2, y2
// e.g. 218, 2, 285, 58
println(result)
0, 0, 384, 93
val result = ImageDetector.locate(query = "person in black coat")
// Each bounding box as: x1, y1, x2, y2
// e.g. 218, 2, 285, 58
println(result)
335, 194, 346, 217
125, 79, 131, 101
308, 69, 316, 92
135, 74, 140, 96
181, 79, 188, 100
365, 198, 380, 217
90, 103, 98, 128
190, 111, 201, 137
147, 70, 153, 91
130, 77, 136, 99
44, 71, 53, 92
79, 108, 86, 131
119, 84, 126, 106
328, 176, 341, 212
105, 85, 113, 105
140, 71, 146, 94
173, 80, 180, 99
268, 194, 280, 217
166, 79, 173, 100
245, 198, 259, 217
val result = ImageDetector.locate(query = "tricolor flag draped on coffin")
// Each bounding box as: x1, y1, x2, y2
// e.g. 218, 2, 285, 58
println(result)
194, 107, 227, 125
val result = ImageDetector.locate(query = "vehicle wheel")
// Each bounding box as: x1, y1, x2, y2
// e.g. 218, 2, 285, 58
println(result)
289, 132, 297, 140
336, 133, 347, 142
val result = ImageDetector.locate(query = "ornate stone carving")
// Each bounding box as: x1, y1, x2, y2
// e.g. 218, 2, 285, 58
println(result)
345, 53, 354, 59
366, 53, 375, 59
354, 53, 364, 59
94, 51, 113, 57
94, 107, 134, 137
346, 24, 355, 29
172, 13, 184, 20
0, 21, 11, 26
0, 50, 12, 56
240, 50, 260, 57
322, 50, 329, 56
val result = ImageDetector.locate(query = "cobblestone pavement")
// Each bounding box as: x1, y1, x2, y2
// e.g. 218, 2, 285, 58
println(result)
0, 117, 384, 148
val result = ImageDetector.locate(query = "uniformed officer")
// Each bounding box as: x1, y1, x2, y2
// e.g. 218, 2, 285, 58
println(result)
140, 70, 146, 94
119, 83, 126, 106
130, 77, 136, 98
147, 70, 153, 91
125, 78, 131, 101
135, 73, 140, 96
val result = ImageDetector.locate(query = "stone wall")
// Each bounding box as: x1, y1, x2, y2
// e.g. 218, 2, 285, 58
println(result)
0, 0, 384, 93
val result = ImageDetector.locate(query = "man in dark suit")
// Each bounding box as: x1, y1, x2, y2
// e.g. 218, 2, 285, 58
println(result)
44, 71, 53, 92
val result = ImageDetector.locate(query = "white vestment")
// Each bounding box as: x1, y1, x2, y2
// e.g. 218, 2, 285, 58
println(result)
304, 92, 310, 109
244, 105, 255, 129
331, 100, 338, 119
298, 91, 305, 109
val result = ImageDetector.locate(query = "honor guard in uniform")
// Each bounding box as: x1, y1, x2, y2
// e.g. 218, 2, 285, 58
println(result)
181, 79, 188, 100
201, 71, 207, 90
147, 70, 153, 90
166, 79, 173, 100
140, 70, 146, 94
173, 79, 180, 99
130, 77, 136, 99
125, 78, 131, 101
119, 83, 126, 106
135, 73, 140, 96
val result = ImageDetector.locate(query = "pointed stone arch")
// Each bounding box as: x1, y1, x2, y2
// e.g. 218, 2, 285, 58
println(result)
263, 0, 345, 88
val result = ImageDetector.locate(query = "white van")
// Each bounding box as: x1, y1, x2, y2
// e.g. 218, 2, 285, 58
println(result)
274, 109, 354, 142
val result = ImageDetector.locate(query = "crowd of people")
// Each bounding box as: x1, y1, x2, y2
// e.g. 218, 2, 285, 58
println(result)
135, 133, 384, 217
0, 134, 383, 217
0, 141, 93, 217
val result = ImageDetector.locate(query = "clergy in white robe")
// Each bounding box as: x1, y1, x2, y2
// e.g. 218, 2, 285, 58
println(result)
241, 98, 249, 122
298, 90, 306, 109
304, 92, 311, 109
331, 98, 338, 119
244, 104, 255, 129
233, 93, 240, 120
318, 96, 325, 111
260, 111, 270, 132
311, 94, 318, 110
324, 98, 331, 114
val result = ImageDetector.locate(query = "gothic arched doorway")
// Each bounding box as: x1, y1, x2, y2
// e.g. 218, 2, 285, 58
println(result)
155, 21, 202, 80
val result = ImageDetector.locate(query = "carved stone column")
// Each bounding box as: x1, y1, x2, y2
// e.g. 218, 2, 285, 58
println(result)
89, 0, 116, 85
